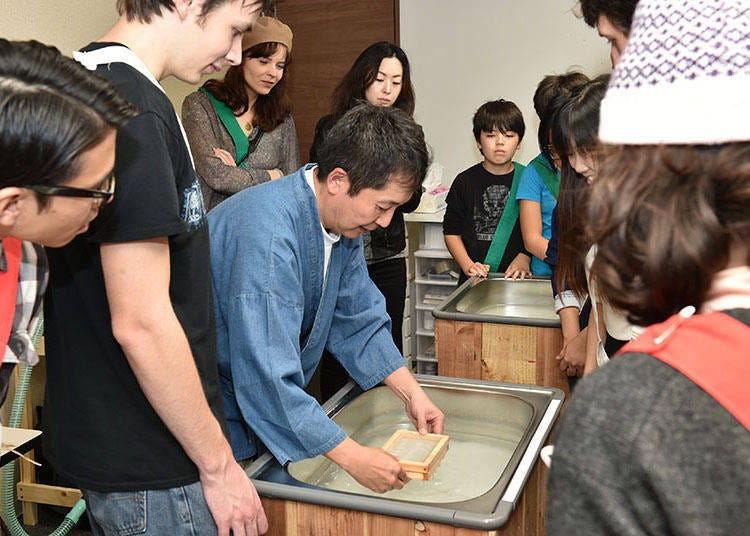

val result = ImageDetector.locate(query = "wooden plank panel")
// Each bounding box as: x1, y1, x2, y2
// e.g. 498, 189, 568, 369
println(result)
436, 319, 483, 379
16, 483, 82, 508
368, 513, 416, 535
536, 327, 569, 395
260, 497, 297, 536
276, 0, 398, 159
481, 325, 537, 384
535, 461, 550, 536
415, 521, 495, 535
296, 501, 364, 534
18, 364, 39, 525
371, 515, 498, 535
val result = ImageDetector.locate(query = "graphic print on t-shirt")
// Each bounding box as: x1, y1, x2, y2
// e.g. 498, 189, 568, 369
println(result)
474, 184, 509, 241
182, 177, 207, 229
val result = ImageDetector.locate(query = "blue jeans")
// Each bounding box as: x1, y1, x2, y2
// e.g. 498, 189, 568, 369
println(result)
83, 481, 217, 536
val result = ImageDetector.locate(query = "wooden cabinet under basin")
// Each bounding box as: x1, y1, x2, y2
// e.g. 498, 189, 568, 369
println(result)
435, 319, 568, 396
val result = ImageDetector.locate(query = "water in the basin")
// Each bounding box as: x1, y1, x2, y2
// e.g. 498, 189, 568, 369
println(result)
299, 421, 521, 504
469, 303, 554, 318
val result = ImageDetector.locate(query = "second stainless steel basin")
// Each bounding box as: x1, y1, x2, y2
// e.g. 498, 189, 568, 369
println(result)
433, 275, 560, 327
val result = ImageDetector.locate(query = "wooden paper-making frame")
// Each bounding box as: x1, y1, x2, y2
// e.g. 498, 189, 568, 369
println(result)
382, 429, 450, 480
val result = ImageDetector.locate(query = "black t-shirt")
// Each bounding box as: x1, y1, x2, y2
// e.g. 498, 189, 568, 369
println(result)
443, 162, 525, 272
43, 43, 226, 492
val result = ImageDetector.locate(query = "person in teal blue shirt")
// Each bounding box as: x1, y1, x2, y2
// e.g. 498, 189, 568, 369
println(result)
517, 72, 589, 276
516, 154, 558, 276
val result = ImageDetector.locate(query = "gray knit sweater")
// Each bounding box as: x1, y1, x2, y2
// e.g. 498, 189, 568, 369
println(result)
182, 90, 300, 211
546, 309, 750, 535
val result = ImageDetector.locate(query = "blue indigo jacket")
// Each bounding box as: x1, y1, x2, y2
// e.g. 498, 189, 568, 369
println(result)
208, 165, 406, 463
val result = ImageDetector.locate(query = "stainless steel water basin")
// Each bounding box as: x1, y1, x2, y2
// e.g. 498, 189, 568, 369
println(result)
246, 375, 564, 530
433, 275, 560, 327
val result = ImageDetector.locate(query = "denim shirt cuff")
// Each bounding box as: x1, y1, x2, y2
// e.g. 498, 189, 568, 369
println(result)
290, 427, 347, 463
356, 358, 407, 391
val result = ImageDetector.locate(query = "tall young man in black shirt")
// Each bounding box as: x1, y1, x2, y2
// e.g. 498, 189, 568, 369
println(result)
43, 2, 271, 535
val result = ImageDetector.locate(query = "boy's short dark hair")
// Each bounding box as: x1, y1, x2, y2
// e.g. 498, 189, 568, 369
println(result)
578, 0, 639, 34
117, 0, 274, 23
472, 99, 525, 142
316, 104, 430, 195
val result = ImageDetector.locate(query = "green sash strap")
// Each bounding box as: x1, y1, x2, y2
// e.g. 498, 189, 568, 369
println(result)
483, 162, 526, 272
528, 153, 560, 200
199, 87, 249, 168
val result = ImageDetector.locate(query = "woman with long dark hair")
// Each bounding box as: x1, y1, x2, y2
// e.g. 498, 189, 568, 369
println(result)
183, 17, 299, 211
309, 42, 415, 163
309, 42, 421, 400
549, 75, 608, 378
553, 75, 642, 376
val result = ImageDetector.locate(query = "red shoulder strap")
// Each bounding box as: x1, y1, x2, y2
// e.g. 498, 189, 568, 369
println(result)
620, 311, 750, 431
0, 238, 22, 365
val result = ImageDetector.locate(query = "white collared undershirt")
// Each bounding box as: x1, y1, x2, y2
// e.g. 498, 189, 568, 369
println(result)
304, 167, 341, 284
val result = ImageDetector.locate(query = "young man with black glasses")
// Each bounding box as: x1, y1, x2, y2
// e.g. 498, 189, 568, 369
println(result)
0, 38, 135, 405
41, 1, 273, 535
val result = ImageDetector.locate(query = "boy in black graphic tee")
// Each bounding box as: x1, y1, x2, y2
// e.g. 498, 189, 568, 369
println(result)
443, 99, 531, 284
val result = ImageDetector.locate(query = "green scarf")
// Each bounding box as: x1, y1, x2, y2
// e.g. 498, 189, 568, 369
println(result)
483, 162, 526, 272
528, 153, 560, 199
199, 87, 249, 169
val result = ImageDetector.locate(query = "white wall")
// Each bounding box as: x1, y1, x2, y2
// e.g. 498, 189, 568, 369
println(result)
2, 0, 610, 168
400, 0, 611, 183
0, 1, 203, 111
2, 2, 117, 53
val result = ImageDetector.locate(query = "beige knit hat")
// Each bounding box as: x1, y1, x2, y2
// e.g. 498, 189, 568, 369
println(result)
242, 17, 293, 54
599, 0, 750, 145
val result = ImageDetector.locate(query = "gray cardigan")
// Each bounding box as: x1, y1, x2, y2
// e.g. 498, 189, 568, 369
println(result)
182, 90, 300, 211
546, 308, 750, 535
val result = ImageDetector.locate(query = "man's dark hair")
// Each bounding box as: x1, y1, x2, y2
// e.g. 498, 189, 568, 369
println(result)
0, 40, 136, 198
472, 99, 525, 142
578, 0, 639, 34
316, 104, 430, 195
117, 0, 274, 23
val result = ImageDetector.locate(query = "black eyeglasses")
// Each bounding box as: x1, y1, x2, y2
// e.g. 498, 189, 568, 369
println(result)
26, 174, 116, 204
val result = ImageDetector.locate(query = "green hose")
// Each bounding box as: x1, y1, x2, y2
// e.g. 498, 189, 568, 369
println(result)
1, 314, 86, 535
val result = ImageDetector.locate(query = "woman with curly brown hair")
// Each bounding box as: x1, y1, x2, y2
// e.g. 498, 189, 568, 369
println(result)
547, 1, 750, 534
183, 16, 299, 211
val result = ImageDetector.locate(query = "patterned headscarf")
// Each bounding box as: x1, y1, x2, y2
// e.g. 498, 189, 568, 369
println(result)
599, 0, 750, 145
